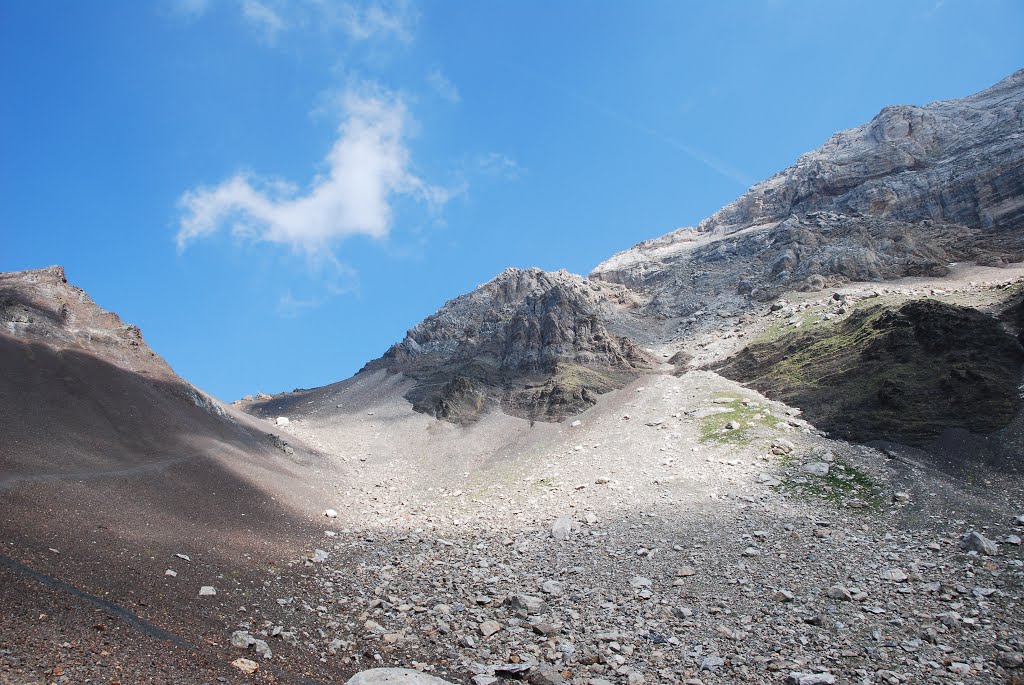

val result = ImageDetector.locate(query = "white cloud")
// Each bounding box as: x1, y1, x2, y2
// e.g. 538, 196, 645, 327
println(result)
477, 152, 524, 180
177, 85, 451, 254
427, 68, 460, 103
242, 0, 285, 43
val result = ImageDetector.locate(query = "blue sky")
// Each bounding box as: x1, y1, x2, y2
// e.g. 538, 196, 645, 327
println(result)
2, 1, 1022, 400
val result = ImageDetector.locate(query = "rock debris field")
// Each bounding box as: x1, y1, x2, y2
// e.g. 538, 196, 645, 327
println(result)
221, 372, 1024, 685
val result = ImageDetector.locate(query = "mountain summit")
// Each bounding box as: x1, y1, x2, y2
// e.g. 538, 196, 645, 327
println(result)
592, 69, 1024, 321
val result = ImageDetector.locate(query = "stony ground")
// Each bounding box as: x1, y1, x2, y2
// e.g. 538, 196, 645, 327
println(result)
3, 270, 1023, 685
218, 369, 1024, 685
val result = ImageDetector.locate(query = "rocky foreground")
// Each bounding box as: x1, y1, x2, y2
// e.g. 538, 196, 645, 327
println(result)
219, 348, 1024, 685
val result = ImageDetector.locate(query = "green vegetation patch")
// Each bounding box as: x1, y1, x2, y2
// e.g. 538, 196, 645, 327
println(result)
783, 459, 883, 510
753, 306, 827, 345
718, 299, 1024, 446
698, 397, 780, 445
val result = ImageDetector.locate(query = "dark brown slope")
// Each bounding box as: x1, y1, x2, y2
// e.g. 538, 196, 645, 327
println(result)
0, 266, 333, 684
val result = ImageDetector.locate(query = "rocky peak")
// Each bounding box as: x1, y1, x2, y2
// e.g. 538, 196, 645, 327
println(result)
382, 267, 644, 371
591, 70, 1024, 330
697, 69, 1024, 236
366, 267, 652, 423
1, 265, 173, 379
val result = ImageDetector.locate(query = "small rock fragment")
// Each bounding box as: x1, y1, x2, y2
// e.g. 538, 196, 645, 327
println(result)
347, 669, 458, 685
827, 585, 853, 601
700, 656, 725, 670
800, 462, 830, 476
879, 568, 908, 582
960, 530, 998, 555
787, 674, 836, 685
232, 658, 258, 674
551, 517, 574, 540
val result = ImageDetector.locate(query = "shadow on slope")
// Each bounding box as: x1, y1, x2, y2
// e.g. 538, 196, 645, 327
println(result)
0, 333, 337, 681
716, 299, 1024, 462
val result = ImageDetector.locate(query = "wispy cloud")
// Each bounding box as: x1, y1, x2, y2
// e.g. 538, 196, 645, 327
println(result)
242, 0, 285, 43
582, 98, 752, 188
329, 0, 416, 42
427, 68, 460, 103
168, 0, 416, 44
275, 291, 323, 317
477, 152, 525, 180
176, 83, 452, 255
511, 65, 751, 188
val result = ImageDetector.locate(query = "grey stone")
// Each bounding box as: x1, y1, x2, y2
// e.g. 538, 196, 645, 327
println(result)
800, 462, 830, 477
773, 589, 795, 602
551, 516, 574, 540
960, 530, 999, 555
700, 656, 725, 670
479, 620, 501, 637
879, 568, 908, 582
826, 585, 853, 601
347, 669, 457, 685
506, 594, 547, 615
230, 631, 272, 659
787, 674, 836, 685
527, 664, 566, 685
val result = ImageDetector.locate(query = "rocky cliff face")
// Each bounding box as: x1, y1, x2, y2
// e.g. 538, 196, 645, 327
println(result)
700, 70, 1024, 236
363, 268, 653, 423
592, 70, 1024, 324
1, 265, 175, 379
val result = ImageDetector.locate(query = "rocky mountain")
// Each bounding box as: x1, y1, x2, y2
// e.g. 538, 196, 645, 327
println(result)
252, 71, 1024, 442
0, 264, 324, 564
591, 69, 1024, 324
0, 265, 268, 469
4, 72, 1024, 685
355, 268, 652, 423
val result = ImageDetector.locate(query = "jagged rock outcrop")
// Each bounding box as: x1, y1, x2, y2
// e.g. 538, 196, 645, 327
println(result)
592, 70, 1024, 324
363, 267, 652, 423
1, 265, 174, 378
701, 70, 1024, 236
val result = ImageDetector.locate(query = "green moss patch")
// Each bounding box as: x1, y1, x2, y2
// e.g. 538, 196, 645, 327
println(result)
698, 397, 780, 445
718, 299, 1024, 446
783, 459, 883, 510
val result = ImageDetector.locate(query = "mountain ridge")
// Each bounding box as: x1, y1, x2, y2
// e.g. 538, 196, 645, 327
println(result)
245, 69, 1024, 433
